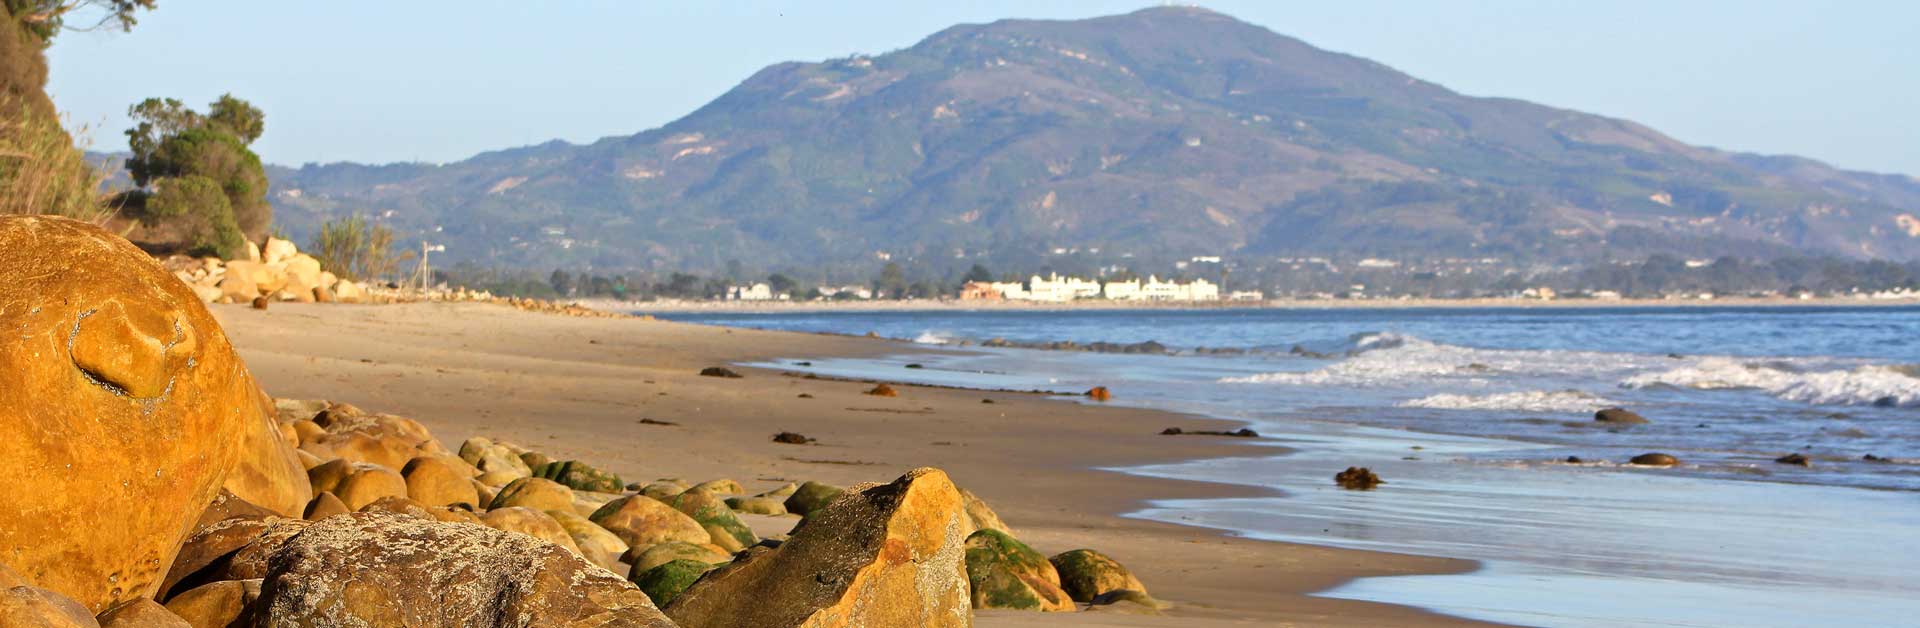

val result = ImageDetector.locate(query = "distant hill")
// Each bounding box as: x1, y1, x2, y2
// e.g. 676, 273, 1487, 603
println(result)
259, 6, 1920, 273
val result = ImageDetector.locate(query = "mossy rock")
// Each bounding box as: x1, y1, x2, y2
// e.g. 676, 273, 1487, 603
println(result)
519, 451, 555, 470
964, 529, 1072, 612
1050, 549, 1146, 602
639, 480, 688, 501
625, 540, 731, 574
630, 558, 717, 607
489, 477, 574, 512
756, 482, 799, 498
533, 460, 624, 493
781, 481, 843, 518
691, 479, 744, 495
724, 496, 787, 516
666, 489, 756, 551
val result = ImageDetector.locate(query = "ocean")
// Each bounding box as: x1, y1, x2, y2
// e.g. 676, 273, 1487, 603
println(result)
655, 305, 1920, 627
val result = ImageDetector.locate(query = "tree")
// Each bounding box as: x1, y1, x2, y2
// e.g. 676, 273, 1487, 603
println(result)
123, 95, 272, 240
874, 262, 906, 299
311, 214, 407, 281
549, 269, 574, 297
143, 175, 242, 258
963, 264, 993, 283
767, 273, 796, 295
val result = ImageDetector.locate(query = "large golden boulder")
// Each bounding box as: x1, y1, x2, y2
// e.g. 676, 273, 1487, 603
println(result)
665, 467, 972, 628
245, 512, 675, 626
0, 217, 259, 612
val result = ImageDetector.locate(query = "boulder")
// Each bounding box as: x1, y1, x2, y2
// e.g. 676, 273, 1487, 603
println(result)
666, 489, 757, 552
221, 388, 313, 518
215, 273, 260, 302
640, 480, 689, 501
0, 216, 261, 612
697, 367, 742, 378
163, 580, 258, 628
590, 495, 710, 548
480, 507, 583, 555
864, 383, 898, 397
756, 483, 799, 498
1775, 453, 1812, 467
1595, 408, 1649, 424
691, 479, 744, 495
1088, 589, 1169, 613
490, 477, 576, 512
664, 468, 971, 628
242, 240, 260, 262
428, 505, 485, 525
520, 451, 555, 470
358, 495, 437, 520
282, 254, 322, 288
964, 529, 1073, 612
959, 487, 1013, 536
1086, 386, 1112, 401
302, 492, 349, 520
459, 437, 532, 479
626, 541, 732, 575
631, 560, 718, 608
332, 464, 409, 511
260, 237, 298, 264
548, 509, 630, 573
307, 411, 446, 471
330, 279, 365, 303
1050, 549, 1147, 603
0, 583, 99, 628
781, 480, 845, 518
158, 512, 309, 602
534, 459, 625, 493
724, 496, 787, 516
402, 455, 482, 508
245, 512, 674, 626
95, 598, 191, 628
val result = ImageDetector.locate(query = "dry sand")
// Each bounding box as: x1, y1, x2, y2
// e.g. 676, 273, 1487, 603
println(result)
216, 301, 1496, 626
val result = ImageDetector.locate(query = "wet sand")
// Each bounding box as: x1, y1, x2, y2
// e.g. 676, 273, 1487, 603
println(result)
214, 301, 1493, 626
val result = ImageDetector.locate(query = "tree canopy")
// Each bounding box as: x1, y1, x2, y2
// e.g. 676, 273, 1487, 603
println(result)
124, 94, 273, 242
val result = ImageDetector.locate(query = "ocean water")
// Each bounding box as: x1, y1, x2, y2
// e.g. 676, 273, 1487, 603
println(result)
657, 306, 1920, 627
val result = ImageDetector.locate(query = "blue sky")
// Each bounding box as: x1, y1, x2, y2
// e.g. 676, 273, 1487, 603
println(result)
46, 1, 1920, 175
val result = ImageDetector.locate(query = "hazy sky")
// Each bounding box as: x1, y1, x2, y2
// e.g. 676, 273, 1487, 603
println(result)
46, 1, 1920, 175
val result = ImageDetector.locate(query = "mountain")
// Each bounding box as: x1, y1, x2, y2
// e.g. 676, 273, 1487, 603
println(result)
263, 6, 1920, 275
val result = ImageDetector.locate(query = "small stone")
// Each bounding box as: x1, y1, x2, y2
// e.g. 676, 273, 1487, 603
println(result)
1086, 386, 1112, 401
1630, 453, 1679, 466
1334, 466, 1383, 490
250, 295, 269, 310
864, 383, 898, 397
698, 367, 742, 378
1595, 408, 1648, 424
1774, 453, 1812, 467
771, 432, 814, 445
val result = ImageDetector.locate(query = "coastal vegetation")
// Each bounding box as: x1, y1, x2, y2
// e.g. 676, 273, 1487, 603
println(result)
118, 94, 274, 252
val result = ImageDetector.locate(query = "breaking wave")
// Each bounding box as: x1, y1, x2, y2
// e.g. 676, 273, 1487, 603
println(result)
1622, 358, 1920, 407
1224, 333, 1659, 386
912, 331, 955, 345
1398, 390, 1623, 413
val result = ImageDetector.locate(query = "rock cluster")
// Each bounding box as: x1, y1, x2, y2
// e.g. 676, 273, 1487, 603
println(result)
158, 236, 370, 305
1334, 466, 1384, 490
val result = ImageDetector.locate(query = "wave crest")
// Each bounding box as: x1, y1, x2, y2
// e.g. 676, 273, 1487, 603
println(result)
1398, 390, 1622, 413
1622, 358, 1920, 407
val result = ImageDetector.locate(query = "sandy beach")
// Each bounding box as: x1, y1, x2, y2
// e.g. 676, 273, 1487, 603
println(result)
215, 301, 1493, 626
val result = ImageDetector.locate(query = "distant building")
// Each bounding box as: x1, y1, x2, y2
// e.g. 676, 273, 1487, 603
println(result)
1227, 290, 1264, 301
959, 281, 1001, 300
816, 285, 872, 300
1026, 273, 1100, 301
727, 283, 775, 301
1103, 279, 1141, 301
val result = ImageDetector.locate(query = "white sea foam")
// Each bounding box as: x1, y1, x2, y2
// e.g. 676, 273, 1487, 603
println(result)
912, 331, 954, 345
1224, 333, 1657, 387
1622, 357, 1920, 407
1398, 390, 1623, 413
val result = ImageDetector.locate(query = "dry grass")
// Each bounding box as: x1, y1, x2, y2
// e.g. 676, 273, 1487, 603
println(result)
0, 96, 117, 223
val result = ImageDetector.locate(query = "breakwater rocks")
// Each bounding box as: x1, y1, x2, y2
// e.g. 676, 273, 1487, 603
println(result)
0, 217, 1152, 625
976, 337, 1252, 356
159, 236, 372, 305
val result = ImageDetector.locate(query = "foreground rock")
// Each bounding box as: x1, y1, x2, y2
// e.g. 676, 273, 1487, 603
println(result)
246, 511, 674, 626
665, 468, 971, 628
1050, 549, 1148, 603
964, 529, 1074, 612
1630, 453, 1680, 466
0, 217, 265, 612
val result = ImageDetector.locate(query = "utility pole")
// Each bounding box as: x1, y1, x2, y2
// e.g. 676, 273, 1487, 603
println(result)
414, 242, 445, 292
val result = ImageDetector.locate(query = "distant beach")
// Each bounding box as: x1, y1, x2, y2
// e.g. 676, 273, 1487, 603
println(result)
591, 294, 1920, 315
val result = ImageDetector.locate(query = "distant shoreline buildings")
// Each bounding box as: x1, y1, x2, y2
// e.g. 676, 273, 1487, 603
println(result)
960, 273, 1237, 302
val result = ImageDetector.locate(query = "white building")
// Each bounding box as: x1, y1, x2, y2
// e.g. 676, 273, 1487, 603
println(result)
1103, 279, 1141, 301
727, 283, 775, 301
1026, 273, 1100, 302
988, 281, 1027, 300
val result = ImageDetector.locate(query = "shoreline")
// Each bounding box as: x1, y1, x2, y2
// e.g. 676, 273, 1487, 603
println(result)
214, 301, 1495, 626
587, 294, 1920, 314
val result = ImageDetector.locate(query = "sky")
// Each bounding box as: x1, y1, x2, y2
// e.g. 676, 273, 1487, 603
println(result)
45, 1, 1920, 175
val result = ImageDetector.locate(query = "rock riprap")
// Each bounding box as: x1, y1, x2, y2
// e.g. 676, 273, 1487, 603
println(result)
0, 216, 266, 612
245, 512, 675, 626
665, 468, 972, 628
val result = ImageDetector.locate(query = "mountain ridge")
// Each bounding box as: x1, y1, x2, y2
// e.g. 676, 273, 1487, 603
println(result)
258, 6, 1920, 274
